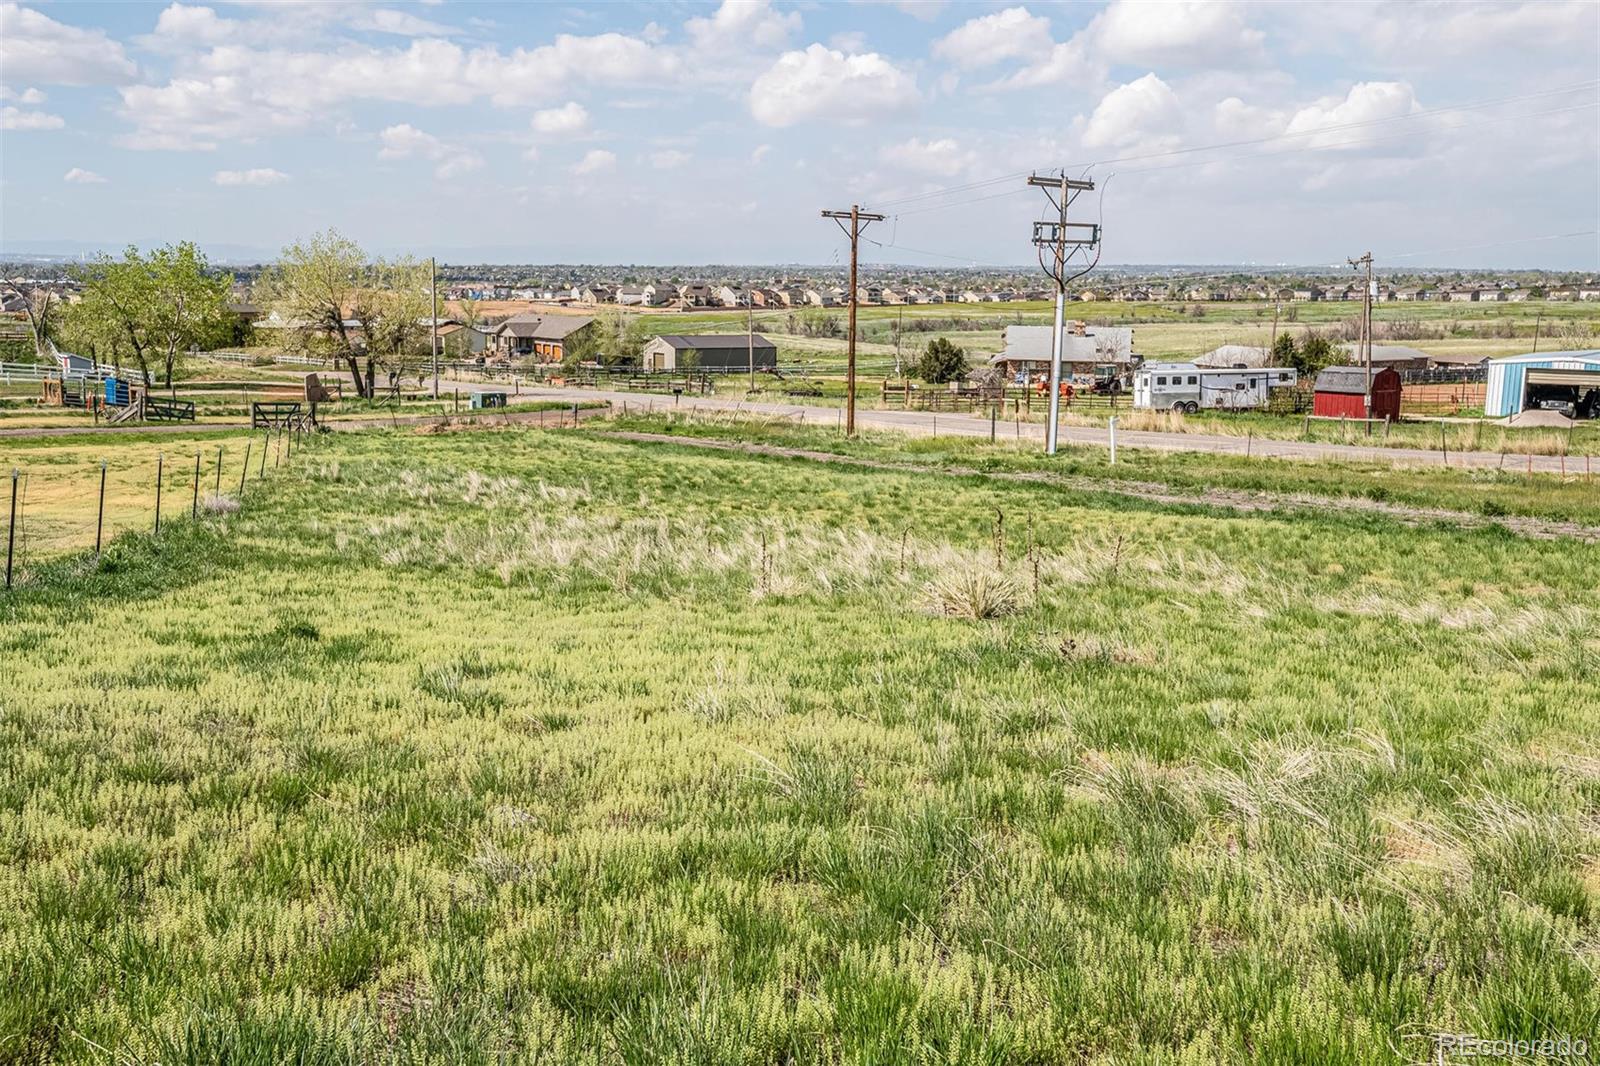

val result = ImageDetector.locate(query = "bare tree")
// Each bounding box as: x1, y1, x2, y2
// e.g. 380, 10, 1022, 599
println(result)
0, 268, 60, 359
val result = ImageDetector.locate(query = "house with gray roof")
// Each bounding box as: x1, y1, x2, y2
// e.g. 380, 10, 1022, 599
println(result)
490, 313, 595, 362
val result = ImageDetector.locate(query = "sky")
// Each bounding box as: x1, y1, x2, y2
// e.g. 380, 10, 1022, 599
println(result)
1, 0, 1597, 269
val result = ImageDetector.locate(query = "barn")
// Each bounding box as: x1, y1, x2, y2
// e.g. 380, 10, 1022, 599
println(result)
1484, 351, 1600, 419
641, 334, 777, 372
1312, 365, 1402, 422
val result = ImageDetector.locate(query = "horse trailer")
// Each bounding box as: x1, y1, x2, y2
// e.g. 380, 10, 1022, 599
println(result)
1133, 363, 1298, 413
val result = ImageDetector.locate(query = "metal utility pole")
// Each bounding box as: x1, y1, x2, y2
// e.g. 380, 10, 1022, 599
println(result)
1027, 173, 1099, 455
821, 205, 885, 436
430, 256, 440, 400
1348, 252, 1373, 418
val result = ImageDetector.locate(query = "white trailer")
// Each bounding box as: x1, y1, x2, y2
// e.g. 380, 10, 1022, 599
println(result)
1133, 362, 1298, 413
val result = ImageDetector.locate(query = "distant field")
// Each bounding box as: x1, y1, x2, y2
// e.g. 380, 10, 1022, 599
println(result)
2, 422, 1596, 1062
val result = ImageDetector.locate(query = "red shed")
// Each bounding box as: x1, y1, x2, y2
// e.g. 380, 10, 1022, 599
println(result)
1312, 365, 1402, 422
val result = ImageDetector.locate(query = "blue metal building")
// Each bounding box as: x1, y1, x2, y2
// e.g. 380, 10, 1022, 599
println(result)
1484, 351, 1600, 418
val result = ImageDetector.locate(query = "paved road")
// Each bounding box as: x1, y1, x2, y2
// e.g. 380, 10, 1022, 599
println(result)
521, 385, 1591, 476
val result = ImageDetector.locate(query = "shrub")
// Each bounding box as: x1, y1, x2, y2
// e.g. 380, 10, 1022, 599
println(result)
916, 337, 969, 384
925, 567, 1018, 619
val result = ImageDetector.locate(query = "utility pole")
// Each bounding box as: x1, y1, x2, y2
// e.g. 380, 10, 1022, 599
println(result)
430, 256, 440, 400
895, 305, 904, 379
747, 303, 756, 394
1348, 252, 1373, 422
821, 205, 885, 436
1027, 172, 1099, 455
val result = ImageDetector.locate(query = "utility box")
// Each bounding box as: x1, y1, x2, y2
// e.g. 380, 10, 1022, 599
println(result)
470, 391, 507, 410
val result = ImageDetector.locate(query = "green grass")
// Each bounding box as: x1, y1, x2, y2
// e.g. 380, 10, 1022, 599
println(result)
594, 411, 1600, 526
1, 423, 1596, 1063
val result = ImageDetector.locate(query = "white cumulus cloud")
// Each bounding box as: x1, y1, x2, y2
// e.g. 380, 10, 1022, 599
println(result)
749, 44, 919, 127
0, 2, 138, 85
377, 123, 483, 179
213, 167, 289, 186
931, 7, 1052, 69
1091, 0, 1265, 67
531, 101, 589, 136
879, 136, 975, 177
1082, 73, 1183, 149
687, 0, 800, 51
63, 167, 107, 183
1283, 82, 1420, 149
1, 104, 63, 130
573, 148, 616, 175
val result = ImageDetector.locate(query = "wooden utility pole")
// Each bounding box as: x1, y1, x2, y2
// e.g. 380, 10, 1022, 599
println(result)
1027, 173, 1098, 455
1348, 252, 1374, 423
747, 303, 756, 393
430, 256, 440, 400
821, 205, 885, 436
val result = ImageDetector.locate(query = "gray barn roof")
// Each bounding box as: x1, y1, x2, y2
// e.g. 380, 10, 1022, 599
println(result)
651, 333, 776, 351
1315, 366, 1395, 394
992, 325, 1135, 365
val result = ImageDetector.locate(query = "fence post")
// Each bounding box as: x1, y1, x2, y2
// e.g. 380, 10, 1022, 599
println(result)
154, 453, 164, 535
191, 451, 201, 518
5, 469, 16, 590
240, 442, 251, 495
1108, 416, 1118, 465
259, 432, 268, 478
215, 445, 224, 497
95, 460, 106, 556
990, 405, 996, 442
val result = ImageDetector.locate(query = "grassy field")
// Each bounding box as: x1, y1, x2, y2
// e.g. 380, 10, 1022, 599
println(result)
2, 421, 1596, 1063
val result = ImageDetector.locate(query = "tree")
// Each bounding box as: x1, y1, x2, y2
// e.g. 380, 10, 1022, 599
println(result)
587, 307, 646, 367
355, 257, 433, 390
72, 250, 159, 389
1269, 332, 1298, 366
147, 242, 230, 394
0, 269, 60, 359
916, 336, 968, 384
259, 230, 372, 397
68, 244, 229, 394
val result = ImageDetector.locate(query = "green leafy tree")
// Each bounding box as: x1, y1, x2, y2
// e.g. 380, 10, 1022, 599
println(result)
72, 249, 160, 389
1269, 332, 1298, 366
916, 336, 969, 384
1297, 332, 1337, 375
587, 308, 646, 367
147, 242, 230, 394
259, 230, 372, 397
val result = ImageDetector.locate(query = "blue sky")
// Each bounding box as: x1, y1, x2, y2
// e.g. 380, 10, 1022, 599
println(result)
2, 0, 1597, 268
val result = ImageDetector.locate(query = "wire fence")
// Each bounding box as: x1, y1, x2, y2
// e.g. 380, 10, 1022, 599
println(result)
2, 425, 309, 590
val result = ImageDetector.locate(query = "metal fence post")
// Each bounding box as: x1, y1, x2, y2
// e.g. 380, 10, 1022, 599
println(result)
95, 460, 106, 556
240, 442, 251, 495
5, 469, 16, 590
191, 451, 201, 519
154, 453, 164, 535
214, 445, 224, 497
259, 433, 268, 478
1108, 416, 1118, 465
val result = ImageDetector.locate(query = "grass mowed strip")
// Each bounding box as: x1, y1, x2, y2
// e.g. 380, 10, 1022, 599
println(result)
2, 426, 1596, 1064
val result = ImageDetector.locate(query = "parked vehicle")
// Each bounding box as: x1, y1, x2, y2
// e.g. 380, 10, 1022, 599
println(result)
1133, 362, 1298, 413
